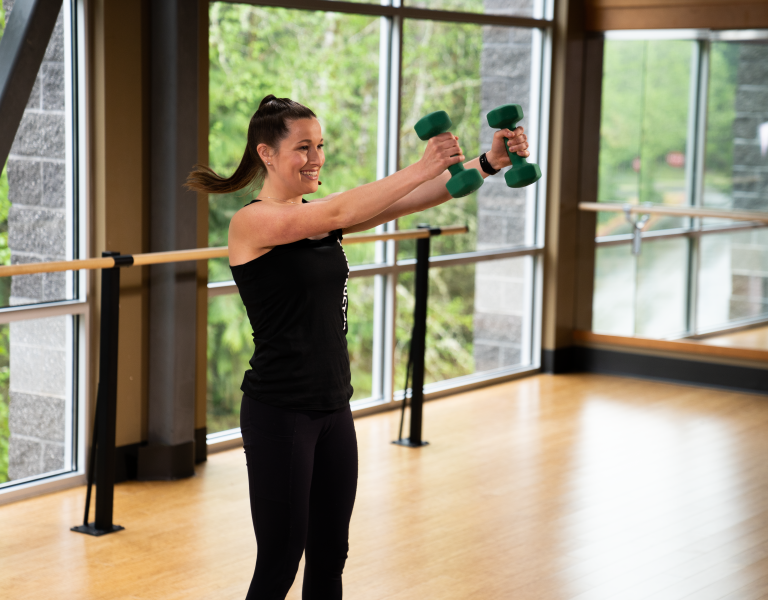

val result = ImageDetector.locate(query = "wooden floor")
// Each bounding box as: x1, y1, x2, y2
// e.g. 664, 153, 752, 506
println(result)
699, 324, 768, 353
3, 373, 768, 599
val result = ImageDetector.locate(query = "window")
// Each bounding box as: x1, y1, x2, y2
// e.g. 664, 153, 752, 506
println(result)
593, 32, 768, 338
0, 1, 85, 489
206, 1, 552, 436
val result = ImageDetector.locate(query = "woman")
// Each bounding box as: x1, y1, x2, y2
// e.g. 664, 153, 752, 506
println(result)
187, 95, 530, 600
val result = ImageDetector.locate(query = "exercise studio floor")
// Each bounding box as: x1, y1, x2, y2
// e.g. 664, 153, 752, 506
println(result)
3, 374, 768, 600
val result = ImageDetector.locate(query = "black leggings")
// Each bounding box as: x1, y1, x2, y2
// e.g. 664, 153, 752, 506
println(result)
240, 395, 358, 600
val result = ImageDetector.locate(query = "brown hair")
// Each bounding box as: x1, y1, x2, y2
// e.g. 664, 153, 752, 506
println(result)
186, 95, 317, 194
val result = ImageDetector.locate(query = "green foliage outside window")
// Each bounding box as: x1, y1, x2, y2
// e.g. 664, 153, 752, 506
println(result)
397, 19, 482, 259
207, 3, 380, 281
206, 6, 520, 433
395, 265, 476, 393
207, 4, 381, 431
394, 19, 485, 389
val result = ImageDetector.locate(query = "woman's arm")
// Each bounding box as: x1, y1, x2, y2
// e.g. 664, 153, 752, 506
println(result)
229, 132, 463, 257
343, 127, 529, 235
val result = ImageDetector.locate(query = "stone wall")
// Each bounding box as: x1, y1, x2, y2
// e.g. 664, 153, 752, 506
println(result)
474, 4, 533, 372
729, 42, 768, 321
4, 0, 70, 480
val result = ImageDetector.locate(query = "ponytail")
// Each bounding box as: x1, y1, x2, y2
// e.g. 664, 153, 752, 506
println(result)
186, 94, 317, 194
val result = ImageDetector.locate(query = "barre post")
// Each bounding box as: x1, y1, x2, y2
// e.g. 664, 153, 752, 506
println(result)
72, 251, 133, 536
393, 224, 434, 448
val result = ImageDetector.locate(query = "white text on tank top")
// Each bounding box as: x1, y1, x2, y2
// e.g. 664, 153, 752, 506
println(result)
338, 238, 349, 331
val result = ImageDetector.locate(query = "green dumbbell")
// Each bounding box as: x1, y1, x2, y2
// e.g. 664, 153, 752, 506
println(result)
486, 104, 542, 188
414, 110, 484, 198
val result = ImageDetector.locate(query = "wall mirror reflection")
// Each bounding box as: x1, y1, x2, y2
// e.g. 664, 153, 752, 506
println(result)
588, 31, 768, 361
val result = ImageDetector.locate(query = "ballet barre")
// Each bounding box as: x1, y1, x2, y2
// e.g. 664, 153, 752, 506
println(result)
579, 202, 768, 255
0, 223, 467, 537
0, 224, 469, 278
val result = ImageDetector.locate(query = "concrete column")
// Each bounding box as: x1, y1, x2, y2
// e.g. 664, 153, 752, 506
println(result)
137, 0, 199, 480
474, 2, 533, 372
5, 0, 69, 480
729, 43, 768, 320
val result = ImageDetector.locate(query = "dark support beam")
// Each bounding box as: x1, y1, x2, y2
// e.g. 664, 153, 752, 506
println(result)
0, 0, 63, 169
137, 0, 199, 480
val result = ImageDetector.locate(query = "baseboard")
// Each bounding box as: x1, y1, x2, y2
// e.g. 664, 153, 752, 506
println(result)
194, 427, 207, 464
137, 441, 195, 481
576, 346, 768, 395
114, 442, 141, 483
541, 347, 578, 374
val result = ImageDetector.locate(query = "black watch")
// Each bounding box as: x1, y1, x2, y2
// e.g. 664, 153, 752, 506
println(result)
479, 152, 500, 175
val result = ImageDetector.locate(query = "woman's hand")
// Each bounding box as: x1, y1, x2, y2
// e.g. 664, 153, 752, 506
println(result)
486, 127, 529, 171
417, 132, 465, 180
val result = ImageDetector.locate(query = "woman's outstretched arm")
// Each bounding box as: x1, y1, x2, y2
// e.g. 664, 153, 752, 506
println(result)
343, 127, 529, 234
229, 132, 464, 261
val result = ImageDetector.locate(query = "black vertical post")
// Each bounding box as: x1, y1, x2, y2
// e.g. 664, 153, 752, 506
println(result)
72, 251, 131, 536
393, 224, 431, 448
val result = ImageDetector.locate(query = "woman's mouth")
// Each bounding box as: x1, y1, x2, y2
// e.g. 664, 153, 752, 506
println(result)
301, 170, 319, 181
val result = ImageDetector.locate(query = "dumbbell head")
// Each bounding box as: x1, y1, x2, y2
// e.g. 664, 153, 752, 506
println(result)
487, 104, 524, 129
446, 169, 484, 198
414, 110, 484, 197
415, 110, 453, 140
504, 163, 542, 188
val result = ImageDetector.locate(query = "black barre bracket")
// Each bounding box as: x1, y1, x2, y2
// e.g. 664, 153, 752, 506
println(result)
72, 251, 132, 537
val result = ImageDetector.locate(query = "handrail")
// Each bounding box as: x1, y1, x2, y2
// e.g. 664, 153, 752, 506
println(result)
0, 224, 469, 278
579, 202, 768, 224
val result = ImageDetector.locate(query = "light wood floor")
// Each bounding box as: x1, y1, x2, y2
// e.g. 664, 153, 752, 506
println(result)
3, 373, 768, 600
699, 324, 768, 353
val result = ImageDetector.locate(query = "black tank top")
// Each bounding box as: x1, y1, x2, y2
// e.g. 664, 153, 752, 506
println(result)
230, 199, 353, 411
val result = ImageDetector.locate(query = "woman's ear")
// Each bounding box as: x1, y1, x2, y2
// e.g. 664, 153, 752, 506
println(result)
256, 143, 272, 165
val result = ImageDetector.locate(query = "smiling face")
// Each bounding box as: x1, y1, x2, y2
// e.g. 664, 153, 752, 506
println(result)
257, 117, 325, 198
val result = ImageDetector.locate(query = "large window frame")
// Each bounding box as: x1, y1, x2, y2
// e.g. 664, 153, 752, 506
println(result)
595, 28, 768, 339
207, 0, 554, 443
0, 0, 88, 498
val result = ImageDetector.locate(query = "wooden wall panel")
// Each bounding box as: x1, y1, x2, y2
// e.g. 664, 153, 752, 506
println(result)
590, 0, 762, 8
91, 0, 150, 448
585, 0, 768, 30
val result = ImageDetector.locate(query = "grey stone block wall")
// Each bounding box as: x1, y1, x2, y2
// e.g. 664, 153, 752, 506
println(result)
4, 0, 70, 480
473, 2, 533, 372
729, 43, 768, 321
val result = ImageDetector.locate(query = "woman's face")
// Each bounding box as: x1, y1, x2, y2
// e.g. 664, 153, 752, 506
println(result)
262, 118, 325, 196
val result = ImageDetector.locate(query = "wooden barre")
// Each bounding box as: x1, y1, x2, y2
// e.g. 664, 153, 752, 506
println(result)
0, 225, 469, 278
579, 202, 768, 224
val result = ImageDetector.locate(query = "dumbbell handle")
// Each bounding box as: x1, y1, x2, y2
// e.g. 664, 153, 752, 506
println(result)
447, 156, 465, 177
504, 136, 530, 168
